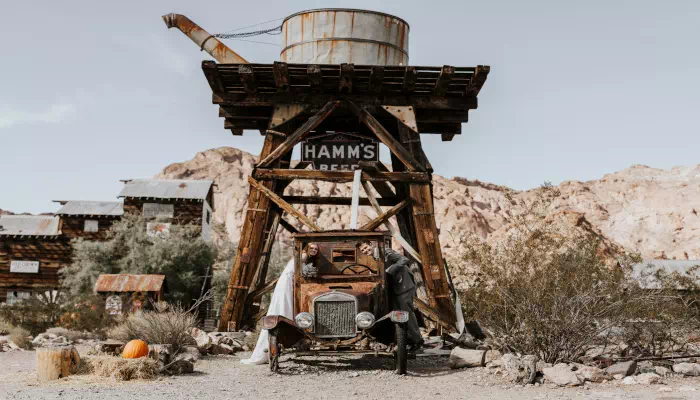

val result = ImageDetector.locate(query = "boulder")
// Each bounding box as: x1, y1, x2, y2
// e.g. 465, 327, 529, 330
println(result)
654, 366, 670, 377
484, 350, 502, 364
180, 346, 200, 363
573, 365, 610, 383
501, 353, 524, 372
622, 376, 637, 385
148, 344, 173, 366
636, 372, 662, 385
163, 359, 194, 375
191, 328, 212, 354
543, 364, 583, 387
210, 343, 234, 355
95, 340, 124, 356
448, 348, 485, 369
673, 363, 700, 377
605, 360, 637, 377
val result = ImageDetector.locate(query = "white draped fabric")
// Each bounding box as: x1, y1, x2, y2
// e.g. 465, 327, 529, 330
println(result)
240, 258, 295, 365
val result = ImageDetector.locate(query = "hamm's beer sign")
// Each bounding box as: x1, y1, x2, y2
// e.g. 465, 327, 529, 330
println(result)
301, 133, 379, 171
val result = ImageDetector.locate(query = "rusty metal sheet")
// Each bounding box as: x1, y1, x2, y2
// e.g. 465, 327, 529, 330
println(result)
0, 215, 60, 237
55, 201, 123, 217
94, 274, 165, 293
281, 9, 409, 65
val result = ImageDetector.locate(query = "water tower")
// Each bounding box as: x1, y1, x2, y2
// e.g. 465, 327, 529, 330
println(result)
164, 9, 489, 332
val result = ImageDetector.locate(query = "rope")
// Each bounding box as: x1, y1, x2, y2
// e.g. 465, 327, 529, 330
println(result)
214, 25, 282, 39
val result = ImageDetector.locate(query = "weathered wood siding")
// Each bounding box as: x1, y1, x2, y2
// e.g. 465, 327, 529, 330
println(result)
60, 216, 119, 241
0, 238, 71, 302
122, 198, 206, 226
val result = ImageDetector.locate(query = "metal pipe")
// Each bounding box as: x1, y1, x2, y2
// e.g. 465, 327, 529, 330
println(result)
162, 13, 248, 64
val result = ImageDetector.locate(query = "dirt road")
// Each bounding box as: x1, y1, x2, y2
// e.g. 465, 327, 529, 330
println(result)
2, 348, 699, 400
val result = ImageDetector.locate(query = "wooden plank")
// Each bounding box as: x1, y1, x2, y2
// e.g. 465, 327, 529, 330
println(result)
272, 62, 290, 92
339, 63, 354, 94
249, 211, 280, 295
360, 198, 411, 231
282, 196, 396, 206
346, 101, 425, 173
349, 169, 362, 229
441, 133, 456, 142
248, 277, 279, 300
466, 65, 490, 97
278, 217, 299, 234
248, 177, 322, 232
308, 64, 323, 93
202, 61, 226, 94
403, 66, 417, 93
434, 65, 455, 96
360, 181, 422, 263
358, 161, 395, 198
254, 169, 431, 183
415, 297, 455, 332
239, 64, 257, 95
257, 101, 340, 168
398, 123, 433, 172
369, 66, 384, 94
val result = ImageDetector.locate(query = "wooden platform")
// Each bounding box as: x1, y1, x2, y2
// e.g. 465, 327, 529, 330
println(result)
201, 61, 489, 139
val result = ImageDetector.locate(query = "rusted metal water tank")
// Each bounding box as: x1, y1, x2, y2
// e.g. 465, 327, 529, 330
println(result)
281, 9, 409, 65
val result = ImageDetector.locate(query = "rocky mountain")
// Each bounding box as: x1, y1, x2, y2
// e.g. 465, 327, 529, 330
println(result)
0, 209, 12, 215
156, 147, 700, 261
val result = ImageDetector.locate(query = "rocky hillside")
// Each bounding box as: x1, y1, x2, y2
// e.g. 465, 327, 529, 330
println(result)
156, 147, 700, 261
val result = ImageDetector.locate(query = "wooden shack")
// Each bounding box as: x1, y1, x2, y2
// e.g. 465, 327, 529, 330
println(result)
94, 274, 167, 314
0, 215, 70, 304
118, 179, 214, 241
54, 201, 123, 241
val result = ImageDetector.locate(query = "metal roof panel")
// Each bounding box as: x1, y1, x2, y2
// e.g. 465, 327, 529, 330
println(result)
0, 215, 60, 236
94, 274, 166, 293
118, 179, 213, 200
56, 201, 124, 216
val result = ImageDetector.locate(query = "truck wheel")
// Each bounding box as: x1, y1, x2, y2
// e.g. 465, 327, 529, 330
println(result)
394, 323, 407, 375
268, 332, 280, 372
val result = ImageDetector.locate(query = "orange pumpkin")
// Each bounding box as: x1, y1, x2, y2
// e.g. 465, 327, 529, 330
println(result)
122, 339, 149, 359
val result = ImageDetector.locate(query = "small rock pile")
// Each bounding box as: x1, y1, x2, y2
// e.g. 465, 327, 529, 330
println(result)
0, 336, 21, 352
32, 333, 70, 347
190, 328, 249, 356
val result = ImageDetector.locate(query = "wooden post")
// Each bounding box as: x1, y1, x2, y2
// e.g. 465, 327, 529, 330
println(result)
36, 346, 80, 382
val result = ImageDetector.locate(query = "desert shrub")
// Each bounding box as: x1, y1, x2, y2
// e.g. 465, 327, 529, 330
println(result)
0, 296, 62, 335
9, 327, 31, 349
58, 295, 112, 334
455, 184, 695, 364
61, 213, 217, 306
107, 304, 196, 354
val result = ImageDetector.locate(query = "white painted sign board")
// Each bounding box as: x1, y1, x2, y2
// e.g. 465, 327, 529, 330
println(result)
10, 260, 39, 273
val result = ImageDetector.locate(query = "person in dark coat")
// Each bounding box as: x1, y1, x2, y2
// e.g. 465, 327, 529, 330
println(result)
360, 242, 423, 349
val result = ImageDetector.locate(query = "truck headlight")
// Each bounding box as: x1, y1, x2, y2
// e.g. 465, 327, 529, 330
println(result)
390, 310, 409, 323
355, 312, 375, 329
295, 312, 314, 329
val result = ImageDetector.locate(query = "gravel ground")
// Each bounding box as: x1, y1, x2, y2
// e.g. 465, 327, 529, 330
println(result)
2, 347, 700, 400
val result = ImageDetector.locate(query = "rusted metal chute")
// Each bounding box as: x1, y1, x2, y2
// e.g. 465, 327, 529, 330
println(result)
162, 13, 248, 64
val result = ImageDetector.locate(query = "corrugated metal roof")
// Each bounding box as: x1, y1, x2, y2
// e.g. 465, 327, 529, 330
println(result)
632, 259, 700, 289
94, 274, 166, 293
0, 215, 60, 236
55, 201, 124, 216
118, 179, 213, 200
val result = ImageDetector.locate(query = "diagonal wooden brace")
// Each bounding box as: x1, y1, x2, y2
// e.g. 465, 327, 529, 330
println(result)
258, 101, 340, 167
248, 176, 322, 232
360, 198, 411, 231
346, 101, 425, 172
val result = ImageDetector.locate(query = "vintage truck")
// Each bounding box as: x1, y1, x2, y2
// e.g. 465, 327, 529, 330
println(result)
263, 231, 414, 374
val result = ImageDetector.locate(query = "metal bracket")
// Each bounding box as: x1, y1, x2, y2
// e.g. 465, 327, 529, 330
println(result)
382, 105, 418, 133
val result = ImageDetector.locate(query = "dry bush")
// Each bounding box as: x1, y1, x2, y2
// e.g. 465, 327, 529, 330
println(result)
9, 327, 31, 349
455, 184, 696, 364
0, 317, 13, 335
80, 356, 159, 380
0, 296, 62, 335
107, 304, 196, 354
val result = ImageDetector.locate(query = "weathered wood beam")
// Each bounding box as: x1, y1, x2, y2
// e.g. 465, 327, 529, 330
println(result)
466, 65, 490, 97
350, 169, 362, 229
415, 297, 455, 332
239, 64, 257, 95
272, 62, 290, 92
358, 162, 396, 198
360, 198, 411, 231
257, 101, 340, 168
248, 176, 321, 232
369, 66, 384, 94
308, 64, 323, 93
403, 66, 417, 93
248, 277, 279, 301
441, 133, 456, 142
434, 65, 455, 96
293, 161, 311, 170
282, 195, 397, 206
254, 169, 431, 183
346, 101, 425, 172
213, 92, 478, 110
278, 217, 299, 234
339, 63, 354, 94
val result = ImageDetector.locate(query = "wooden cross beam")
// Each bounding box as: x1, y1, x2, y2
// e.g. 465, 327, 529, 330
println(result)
358, 161, 395, 198
257, 101, 340, 168
360, 198, 411, 231
369, 66, 384, 94
248, 176, 322, 232
254, 169, 431, 183
339, 63, 354, 93
248, 277, 279, 301
346, 101, 425, 172
282, 196, 396, 206
239, 65, 257, 95
434, 65, 455, 96
272, 62, 290, 92
308, 64, 323, 93
278, 217, 299, 234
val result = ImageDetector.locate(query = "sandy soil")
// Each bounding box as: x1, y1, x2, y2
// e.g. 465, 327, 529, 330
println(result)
2, 347, 700, 400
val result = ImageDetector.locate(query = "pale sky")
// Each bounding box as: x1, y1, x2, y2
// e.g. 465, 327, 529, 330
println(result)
1, 0, 698, 214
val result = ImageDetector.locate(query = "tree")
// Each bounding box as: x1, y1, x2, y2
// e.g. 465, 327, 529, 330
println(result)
61, 213, 216, 306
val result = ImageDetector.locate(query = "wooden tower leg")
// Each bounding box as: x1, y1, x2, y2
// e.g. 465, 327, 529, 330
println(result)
218, 134, 286, 331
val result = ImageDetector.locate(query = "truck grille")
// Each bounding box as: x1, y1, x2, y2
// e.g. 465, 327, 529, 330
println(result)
314, 300, 356, 338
